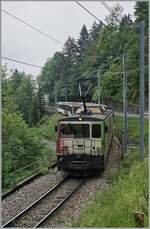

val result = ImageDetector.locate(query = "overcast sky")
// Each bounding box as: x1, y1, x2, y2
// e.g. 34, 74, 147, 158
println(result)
2, 1, 136, 77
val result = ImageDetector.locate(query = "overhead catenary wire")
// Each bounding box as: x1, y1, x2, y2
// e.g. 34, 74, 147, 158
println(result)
92, 55, 141, 61
75, 1, 112, 31
75, 1, 102, 23
3, 55, 144, 75
56, 65, 148, 97
101, 1, 112, 14
2, 9, 63, 45
2, 57, 43, 69
60, 67, 147, 87
100, 1, 131, 25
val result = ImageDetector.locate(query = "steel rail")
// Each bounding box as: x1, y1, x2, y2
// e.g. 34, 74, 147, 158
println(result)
2, 175, 69, 228
34, 179, 86, 228
2, 162, 57, 200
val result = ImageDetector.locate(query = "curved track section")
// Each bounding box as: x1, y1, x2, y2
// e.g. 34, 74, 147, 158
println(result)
2, 176, 85, 228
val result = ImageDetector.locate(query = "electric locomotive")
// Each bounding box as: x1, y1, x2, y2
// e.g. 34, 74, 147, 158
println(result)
55, 104, 113, 176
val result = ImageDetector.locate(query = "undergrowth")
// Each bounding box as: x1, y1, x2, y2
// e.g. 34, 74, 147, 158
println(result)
73, 116, 148, 227
30, 113, 63, 141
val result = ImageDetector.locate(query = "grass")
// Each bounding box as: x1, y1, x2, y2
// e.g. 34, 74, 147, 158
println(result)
114, 116, 148, 153
29, 113, 63, 171
30, 113, 63, 141
29, 113, 63, 162
73, 116, 148, 227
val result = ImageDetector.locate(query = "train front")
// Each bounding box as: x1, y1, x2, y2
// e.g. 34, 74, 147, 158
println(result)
56, 116, 104, 176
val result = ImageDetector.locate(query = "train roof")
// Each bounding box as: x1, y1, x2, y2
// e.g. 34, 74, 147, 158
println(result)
57, 101, 111, 109
56, 102, 81, 107
58, 109, 113, 122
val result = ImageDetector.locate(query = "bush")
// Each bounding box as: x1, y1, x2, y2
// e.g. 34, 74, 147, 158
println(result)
2, 109, 48, 191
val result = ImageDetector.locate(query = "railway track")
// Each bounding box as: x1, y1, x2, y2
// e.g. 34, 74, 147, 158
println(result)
2, 176, 85, 228
2, 162, 57, 200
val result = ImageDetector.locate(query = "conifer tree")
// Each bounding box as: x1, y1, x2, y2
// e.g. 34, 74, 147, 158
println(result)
63, 36, 79, 64
89, 21, 103, 41
77, 25, 89, 61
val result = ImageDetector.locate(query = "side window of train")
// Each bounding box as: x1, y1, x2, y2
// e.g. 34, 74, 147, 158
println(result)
104, 123, 108, 133
55, 125, 57, 132
92, 124, 101, 138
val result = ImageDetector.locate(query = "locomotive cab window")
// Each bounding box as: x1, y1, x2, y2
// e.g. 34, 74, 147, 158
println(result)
92, 124, 101, 138
60, 123, 90, 138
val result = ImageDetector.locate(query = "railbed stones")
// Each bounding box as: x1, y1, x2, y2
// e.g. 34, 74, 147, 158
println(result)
2, 137, 122, 227
2, 168, 64, 224
40, 137, 122, 227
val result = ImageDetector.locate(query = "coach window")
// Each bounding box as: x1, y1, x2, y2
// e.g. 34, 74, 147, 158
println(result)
60, 124, 90, 138
92, 124, 101, 138
73, 124, 90, 138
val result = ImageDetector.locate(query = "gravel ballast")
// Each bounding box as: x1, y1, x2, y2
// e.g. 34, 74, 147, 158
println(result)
40, 137, 122, 227
2, 137, 122, 227
2, 168, 65, 224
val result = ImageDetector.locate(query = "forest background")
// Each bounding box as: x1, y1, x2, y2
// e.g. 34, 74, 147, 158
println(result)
1, 2, 148, 191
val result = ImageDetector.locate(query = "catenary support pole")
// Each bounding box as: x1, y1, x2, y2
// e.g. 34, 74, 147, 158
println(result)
55, 84, 57, 109
123, 51, 127, 155
65, 79, 67, 102
98, 69, 100, 105
139, 21, 145, 160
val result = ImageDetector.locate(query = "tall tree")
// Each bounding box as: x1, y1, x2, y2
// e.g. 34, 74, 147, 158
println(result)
36, 3, 149, 106
1, 65, 17, 112
11, 69, 24, 93
15, 75, 36, 125
63, 37, 79, 64
39, 51, 70, 103
89, 21, 103, 41
134, 2, 148, 30
106, 4, 123, 26
36, 80, 45, 119
77, 25, 89, 61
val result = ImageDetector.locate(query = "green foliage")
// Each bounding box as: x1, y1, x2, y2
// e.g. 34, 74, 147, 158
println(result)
63, 37, 79, 64
2, 112, 60, 191
1, 65, 18, 112
100, 62, 122, 103
74, 117, 148, 227
14, 75, 37, 125
89, 21, 103, 41
2, 109, 48, 190
134, 2, 148, 29
29, 113, 63, 174
2, 2, 149, 197
38, 147, 50, 175
75, 156, 148, 227
38, 3, 148, 105
31, 113, 63, 141
114, 116, 148, 154
2, 66, 42, 126
2, 65, 50, 191
77, 25, 89, 61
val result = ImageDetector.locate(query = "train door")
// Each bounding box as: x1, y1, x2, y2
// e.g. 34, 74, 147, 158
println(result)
91, 123, 102, 155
